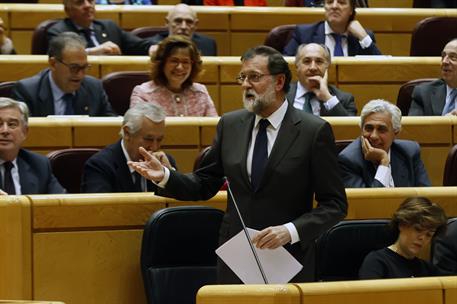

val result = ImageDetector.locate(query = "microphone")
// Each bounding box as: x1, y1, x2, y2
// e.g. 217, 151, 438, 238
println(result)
225, 178, 269, 284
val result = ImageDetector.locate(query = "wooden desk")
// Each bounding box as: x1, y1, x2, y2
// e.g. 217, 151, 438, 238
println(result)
1, 5, 456, 55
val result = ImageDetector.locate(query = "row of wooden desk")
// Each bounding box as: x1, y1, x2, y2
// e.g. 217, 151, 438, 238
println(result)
197, 276, 457, 304
0, 55, 443, 115
1, 187, 456, 304
0, 4, 455, 55
23, 116, 457, 185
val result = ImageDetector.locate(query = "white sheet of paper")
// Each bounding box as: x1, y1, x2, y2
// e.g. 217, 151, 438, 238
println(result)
215, 228, 303, 284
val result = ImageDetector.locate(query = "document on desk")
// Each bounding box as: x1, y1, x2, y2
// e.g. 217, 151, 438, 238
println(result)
215, 228, 303, 284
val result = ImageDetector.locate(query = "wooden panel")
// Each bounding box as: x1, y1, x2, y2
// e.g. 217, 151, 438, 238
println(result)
421, 147, 450, 186
200, 32, 230, 56
33, 230, 146, 304
376, 33, 411, 56
345, 187, 457, 219
166, 148, 199, 173
98, 56, 149, 76
230, 33, 267, 56
206, 84, 219, 113
369, 0, 413, 7
220, 85, 243, 114
0, 55, 49, 82
24, 118, 73, 149
399, 117, 453, 144
72, 117, 122, 147
10, 31, 33, 55
0, 197, 32, 300
197, 284, 301, 304
440, 276, 457, 304
338, 84, 400, 113
337, 57, 441, 83
297, 277, 443, 304
31, 193, 167, 230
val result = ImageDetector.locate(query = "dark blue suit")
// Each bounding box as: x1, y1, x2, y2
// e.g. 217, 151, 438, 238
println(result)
81, 140, 176, 193
283, 21, 381, 56
147, 31, 217, 56
11, 149, 66, 194
11, 69, 116, 117
47, 19, 152, 55
338, 138, 431, 188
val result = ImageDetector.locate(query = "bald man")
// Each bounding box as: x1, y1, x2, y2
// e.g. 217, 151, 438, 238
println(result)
147, 3, 217, 56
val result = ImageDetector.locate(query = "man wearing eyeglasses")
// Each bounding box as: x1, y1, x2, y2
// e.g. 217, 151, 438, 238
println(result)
128, 45, 347, 283
12, 32, 116, 117
147, 3, 217, 56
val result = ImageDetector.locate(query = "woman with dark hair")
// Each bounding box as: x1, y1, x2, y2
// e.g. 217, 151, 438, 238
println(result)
130, 35, 217, 117
359, 197, 447, 279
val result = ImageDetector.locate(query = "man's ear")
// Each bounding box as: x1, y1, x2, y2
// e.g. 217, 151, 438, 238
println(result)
275, 74, 286, 92
49, 57, 56, 72
123, 126, 131, 140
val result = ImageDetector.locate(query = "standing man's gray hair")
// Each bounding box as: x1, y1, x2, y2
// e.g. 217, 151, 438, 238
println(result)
120, 103, 166, 137
360, 99, 402, 133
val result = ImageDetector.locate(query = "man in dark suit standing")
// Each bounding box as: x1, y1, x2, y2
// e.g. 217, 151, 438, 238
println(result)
409, 39, 457, 116
338, 99, 431, 188
0, 98, 65, 195
288, 43, 357, 116
12, 32, 116, 117
47, 0, 153, 55
147, 4, 217, 56
81, 103, 176, 193
129, 45, 347, 283
283, 0, 381, 56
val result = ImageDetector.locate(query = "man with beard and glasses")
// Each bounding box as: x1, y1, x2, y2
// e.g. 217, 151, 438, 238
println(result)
409, 39, 457, 116
128, 45, 347, 283
338, 99, 430, 188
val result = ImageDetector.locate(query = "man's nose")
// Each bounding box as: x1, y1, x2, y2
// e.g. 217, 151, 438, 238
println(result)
0, 122, 10, 132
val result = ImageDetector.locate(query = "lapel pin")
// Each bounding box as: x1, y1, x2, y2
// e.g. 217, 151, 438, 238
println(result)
102, 33, 107, 38
84, 106, 89, 111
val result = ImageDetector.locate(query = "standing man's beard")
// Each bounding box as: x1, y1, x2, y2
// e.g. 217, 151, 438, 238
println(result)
243, 85, 276, 115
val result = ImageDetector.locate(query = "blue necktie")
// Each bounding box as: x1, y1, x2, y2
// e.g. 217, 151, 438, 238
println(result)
80, 28, 95, 48
251, 119, 269, 190
332, 33, 344, 57
442, 89, 457, 115
303, 91, 315, 113
63, 93, 75, 115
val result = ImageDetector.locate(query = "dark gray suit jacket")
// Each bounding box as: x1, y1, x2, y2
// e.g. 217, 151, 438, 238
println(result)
81, 140, 176, 193
338, 138, 431, 188
147, 31, 217, 56
158, 103, 348, 283
47, 19, 152, 55
433, 220, 457, 275
5, 149, 66, 194
286, 82, 357, 116
409, 79, 447, 116
283, 21, 381, 56
11, 69, 116, 117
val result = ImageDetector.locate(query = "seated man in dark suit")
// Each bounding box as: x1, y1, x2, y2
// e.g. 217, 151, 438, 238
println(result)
338, 99, 430, 188
147, 3, 217, 56
81, 103, 176, 193
409, 39, 457, 116
0, 98, 65, 195
288, 43, 357, 116
433, 219, 457, 275
283, 0, 381, 56
12, 32, 116, 117
47, 0, 153, 55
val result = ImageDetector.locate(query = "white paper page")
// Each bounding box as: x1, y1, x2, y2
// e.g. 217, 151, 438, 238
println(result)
215, 228, 303, 284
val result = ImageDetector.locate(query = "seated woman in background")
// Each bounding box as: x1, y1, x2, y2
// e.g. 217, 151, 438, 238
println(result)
130, 35, 218, 117
359, 197, 447, 279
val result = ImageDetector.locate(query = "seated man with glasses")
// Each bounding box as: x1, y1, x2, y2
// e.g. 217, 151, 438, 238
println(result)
12, 32, 116, 117
146, 3, 217, 56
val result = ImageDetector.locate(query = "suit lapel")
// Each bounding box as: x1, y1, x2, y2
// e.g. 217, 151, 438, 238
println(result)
314, 22, 326, 44
93, 22, 109, 44
347, 35, 359, 56
74, 84, 90, 115
286, 82, 298, 105
390, 144, 409, 187
259, 105, 299, 189
17, 154, 37, 194
112, 141, 136, 191
432, 82, 447, 115
39, 70, 56, 115
239, 114, 255, 189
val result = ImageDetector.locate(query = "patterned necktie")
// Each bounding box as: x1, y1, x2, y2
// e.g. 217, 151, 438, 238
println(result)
251, 119, 269, 190
442, 89, 457, 115
80, 28, 95, 48
3, 161, 15, 195
303, 91, 315, 113
62, 93, 75, 115
331, 33, 344, 57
